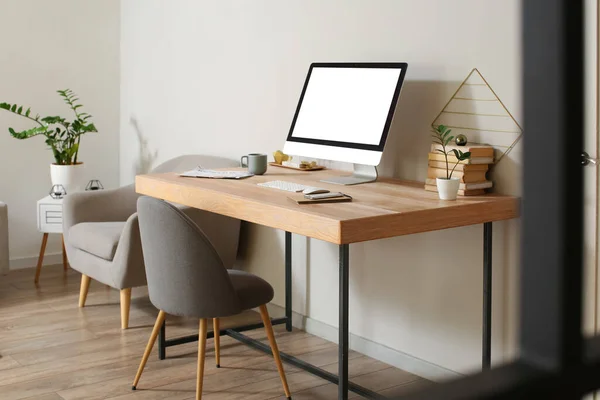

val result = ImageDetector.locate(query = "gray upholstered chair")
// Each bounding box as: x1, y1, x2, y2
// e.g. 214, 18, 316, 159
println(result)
63, 155, 240, 329
0, 202, 8, 275
133, 197, 291, 400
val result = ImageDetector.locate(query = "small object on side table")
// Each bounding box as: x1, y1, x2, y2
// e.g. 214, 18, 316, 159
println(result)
49, 184, 67, 199
85, 179, 104, 191
455, 134, 468, 146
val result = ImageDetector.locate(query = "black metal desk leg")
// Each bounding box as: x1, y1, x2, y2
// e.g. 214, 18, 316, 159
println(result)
339, 244, 350, 400
158, 320, 166, 360
285, 231, 293, 332
483, 222, 492, 369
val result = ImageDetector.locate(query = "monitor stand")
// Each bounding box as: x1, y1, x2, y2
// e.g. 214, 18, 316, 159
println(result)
321, 164, 378, 185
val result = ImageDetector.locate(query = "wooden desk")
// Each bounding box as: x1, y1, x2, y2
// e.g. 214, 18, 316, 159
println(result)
136, 167, 520, 400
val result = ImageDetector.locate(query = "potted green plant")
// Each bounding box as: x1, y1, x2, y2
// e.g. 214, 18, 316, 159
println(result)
1, 89, 96, 192
431, 124, 471, 200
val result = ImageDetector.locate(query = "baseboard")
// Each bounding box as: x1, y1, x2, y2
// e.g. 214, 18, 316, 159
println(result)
10, 253, 63, 270
266, 303, 462, 383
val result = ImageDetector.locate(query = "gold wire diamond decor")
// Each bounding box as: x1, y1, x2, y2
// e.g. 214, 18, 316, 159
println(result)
431, 68, 522, 163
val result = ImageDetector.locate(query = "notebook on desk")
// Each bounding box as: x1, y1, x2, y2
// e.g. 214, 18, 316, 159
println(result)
180, 167, 253, 179
287, 194, 352, 205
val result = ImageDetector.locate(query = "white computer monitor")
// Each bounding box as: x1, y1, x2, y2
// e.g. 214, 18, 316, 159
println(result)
283, 62, 407, 184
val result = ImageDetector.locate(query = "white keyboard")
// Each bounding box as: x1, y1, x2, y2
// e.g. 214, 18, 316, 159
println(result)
258, 180, 315, 193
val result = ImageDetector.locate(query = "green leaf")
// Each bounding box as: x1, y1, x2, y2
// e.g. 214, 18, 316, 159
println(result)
450, 149, 472, 161
435, 149, 446, 155
17, 106, 22, 114
41, 116, 65, 124
444, 136, 454, 146
82, 123, 97, 133
25, 108, 30, 117
0, 103, 10, 110
9, 125, 48, 139
10, 104, 16, 112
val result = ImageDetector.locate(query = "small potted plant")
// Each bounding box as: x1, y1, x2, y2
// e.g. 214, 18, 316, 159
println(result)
431, 124, 471, 200
1, 89, 96, 192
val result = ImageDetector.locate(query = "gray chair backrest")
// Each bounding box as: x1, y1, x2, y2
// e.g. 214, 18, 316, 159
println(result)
137, 196, 242, 318
149, 154, 242, 269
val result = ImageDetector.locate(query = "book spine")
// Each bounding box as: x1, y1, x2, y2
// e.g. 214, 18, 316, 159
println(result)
430, 143, 494, 157
427, 153, 493, 165
428, 167, 486, 183
427, 161, 488, 172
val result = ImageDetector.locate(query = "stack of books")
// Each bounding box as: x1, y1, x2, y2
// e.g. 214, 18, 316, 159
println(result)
425, 144, 494, 196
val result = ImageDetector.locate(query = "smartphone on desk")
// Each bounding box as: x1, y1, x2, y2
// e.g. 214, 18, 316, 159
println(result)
304, 192, 349, 200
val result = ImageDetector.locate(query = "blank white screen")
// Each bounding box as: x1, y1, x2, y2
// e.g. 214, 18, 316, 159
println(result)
291, 67, 402, 146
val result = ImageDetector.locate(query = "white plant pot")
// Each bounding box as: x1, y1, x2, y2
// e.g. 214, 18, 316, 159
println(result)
436, 177, 460, 200
50, 163, 85, 194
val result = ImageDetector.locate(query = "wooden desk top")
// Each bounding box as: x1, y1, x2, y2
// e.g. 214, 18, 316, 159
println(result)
136, 167, 519, 244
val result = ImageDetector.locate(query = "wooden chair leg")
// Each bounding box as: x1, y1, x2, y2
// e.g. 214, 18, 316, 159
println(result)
79, 275, 91, 307
34, 233, 49, 284
197, 318, 208, 400
132, 310, 166, 390
120, 288, 132, 329
61, 234, 68, 271
213, 318, 220, 368
259, 305, 291, 399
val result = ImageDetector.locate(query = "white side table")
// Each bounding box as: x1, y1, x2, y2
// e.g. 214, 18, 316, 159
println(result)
35, 195, 68, 283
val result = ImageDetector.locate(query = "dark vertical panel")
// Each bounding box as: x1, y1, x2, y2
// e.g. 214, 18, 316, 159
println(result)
521, 0, 584, 368
483, 222, 493, 369
339, 244, 350, 399
285, 231, 293, 332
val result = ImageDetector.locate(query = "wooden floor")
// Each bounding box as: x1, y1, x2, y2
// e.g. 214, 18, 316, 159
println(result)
0, 265, 431, 399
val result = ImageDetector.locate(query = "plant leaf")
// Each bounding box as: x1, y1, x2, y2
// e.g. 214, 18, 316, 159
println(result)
9, 125, 48, 139
41, 116, 66, 124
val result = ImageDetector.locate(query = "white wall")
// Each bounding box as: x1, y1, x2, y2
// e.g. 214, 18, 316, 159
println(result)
121, 0, 522, 375
0, 0, 120, 268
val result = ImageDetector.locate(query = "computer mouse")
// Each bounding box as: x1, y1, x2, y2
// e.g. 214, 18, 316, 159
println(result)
302, 188, 330, 195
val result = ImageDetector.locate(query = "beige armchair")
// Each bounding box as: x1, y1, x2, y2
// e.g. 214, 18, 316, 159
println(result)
63, 155, 241, 329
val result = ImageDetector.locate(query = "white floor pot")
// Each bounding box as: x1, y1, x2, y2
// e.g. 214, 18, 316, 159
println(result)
50, 163, 85, 194
436, 177, 460, 200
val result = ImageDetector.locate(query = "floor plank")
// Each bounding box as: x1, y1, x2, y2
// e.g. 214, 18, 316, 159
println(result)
0, 265, 432, 399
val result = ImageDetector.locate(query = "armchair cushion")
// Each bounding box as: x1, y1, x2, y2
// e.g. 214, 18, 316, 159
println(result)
69, 222, 126, 261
